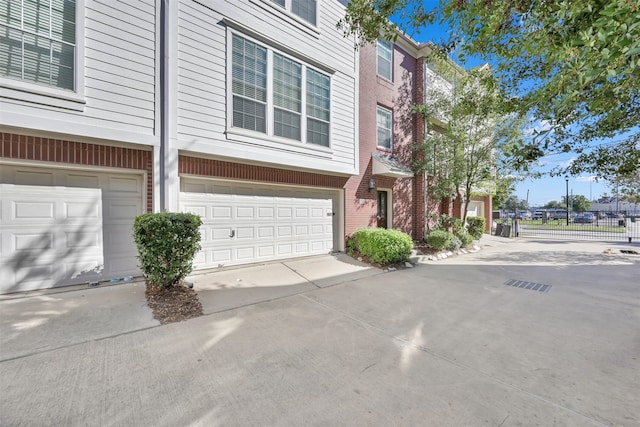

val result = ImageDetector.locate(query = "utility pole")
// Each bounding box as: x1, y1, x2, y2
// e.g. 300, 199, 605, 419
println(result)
565, 176, 569, 226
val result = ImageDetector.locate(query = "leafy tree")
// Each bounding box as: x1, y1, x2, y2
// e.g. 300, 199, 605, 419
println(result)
337, 0, 640, 179
412, 62, 526, 229
492, 173, 516, 212
503, 195, 529, 212
562, 195, 591, 213
543, 200, 564, 209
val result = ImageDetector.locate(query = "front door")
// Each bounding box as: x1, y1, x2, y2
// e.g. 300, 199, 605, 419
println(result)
377, 190, 388, 228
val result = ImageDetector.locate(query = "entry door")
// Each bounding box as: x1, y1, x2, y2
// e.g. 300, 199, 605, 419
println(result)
377, 190, 388, 229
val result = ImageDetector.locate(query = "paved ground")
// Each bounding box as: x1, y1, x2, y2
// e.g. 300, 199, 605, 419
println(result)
1, 237, 639, 426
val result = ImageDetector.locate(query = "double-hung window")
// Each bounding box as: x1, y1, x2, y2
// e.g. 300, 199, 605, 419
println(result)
377, 39, 392, 81
231, 33, 331, 148
232, 34, 268, 132
0, 0, 76, 91
377, 106, 392, 150
270, 0, 317, 26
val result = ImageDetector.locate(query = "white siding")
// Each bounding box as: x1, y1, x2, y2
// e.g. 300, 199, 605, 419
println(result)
175, 0, 357, 175
0, 0, 158, 147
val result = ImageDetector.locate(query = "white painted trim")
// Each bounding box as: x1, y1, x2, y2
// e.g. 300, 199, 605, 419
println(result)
0, 111, 159, 147
0, 0, 86, 111
248, 0, 320, 37
378, 187, 393, 229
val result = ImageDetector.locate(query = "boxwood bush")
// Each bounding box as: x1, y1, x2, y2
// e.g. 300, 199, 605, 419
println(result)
426, 230, 454, 250
351, 227, 413, 264
457, 230, 474, 248
466, 216, 486, 240
133, 212, 202, 288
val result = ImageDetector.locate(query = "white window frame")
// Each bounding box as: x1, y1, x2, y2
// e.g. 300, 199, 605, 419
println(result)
377, 39, 393, 81
0, 0, 85, 110
226, 30, 332, 150
376, 105, 392, 150
269, 0, 319, 26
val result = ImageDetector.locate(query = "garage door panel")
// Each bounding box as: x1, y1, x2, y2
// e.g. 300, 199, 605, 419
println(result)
14, 201, 56, 220
67, 174, 100, 187
108, 176, 142, 193
66, 202, 101, 219
236, 227, 253, 239
212, 206, 232, 219
15, 170, 55, 186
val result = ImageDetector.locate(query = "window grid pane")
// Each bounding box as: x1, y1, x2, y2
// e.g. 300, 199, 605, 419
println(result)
292, 0, 316, 25
377, 39, 392, 80
306, 68, 330, 146
0, 0, 76, 90
232, 35, 268, 133
377, 106, 392, 149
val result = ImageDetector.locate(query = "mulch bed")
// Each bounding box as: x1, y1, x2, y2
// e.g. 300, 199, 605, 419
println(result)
145, 282, 203, 324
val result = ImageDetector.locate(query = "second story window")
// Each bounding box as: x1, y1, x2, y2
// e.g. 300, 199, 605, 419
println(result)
273, 53, 302, 140
377, 39, 392, 81
0, 0, 77, 91
230, 33, 331, 148
270, 0, 317, 25
377, 106, 392, 150
232, 35, 268, 132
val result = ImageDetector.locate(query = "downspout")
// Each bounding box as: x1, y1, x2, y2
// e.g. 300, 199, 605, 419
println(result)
159, 0, 169, 211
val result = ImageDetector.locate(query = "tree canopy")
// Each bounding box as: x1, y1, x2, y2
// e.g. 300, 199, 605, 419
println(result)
412, 63, 525, 224
337, 0, 640, 180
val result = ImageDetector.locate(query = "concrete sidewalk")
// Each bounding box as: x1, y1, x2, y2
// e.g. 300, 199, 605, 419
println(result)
0, 253, 379, 361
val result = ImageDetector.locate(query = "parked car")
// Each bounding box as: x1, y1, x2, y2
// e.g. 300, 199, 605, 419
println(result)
518, 211, 532, 220
533, 210, 549, 220
574, 213, 595, 223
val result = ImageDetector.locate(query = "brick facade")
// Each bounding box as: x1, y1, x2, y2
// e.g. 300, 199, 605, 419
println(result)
179, 155, 348, 189
0, 133, 153, 212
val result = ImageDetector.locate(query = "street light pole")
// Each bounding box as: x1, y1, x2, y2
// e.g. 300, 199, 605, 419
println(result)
565, 176, 569, 226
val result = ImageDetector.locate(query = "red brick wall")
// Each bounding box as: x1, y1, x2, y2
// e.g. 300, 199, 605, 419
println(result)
345, 41, 419, 239
178, 155, 348, 188
1, 133, 153, 212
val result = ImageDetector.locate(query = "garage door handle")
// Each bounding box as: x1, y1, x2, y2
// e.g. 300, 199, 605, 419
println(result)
229, 229, 235, 238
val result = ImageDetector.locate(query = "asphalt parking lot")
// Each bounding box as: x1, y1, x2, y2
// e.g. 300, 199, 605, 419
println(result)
1, 237, 639, 426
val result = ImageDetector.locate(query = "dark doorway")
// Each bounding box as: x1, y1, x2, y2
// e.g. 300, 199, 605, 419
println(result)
377, 190, 389, 228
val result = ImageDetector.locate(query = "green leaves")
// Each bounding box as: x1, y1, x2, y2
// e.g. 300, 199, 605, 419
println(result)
340, 0, 640, 178
133, 212, 202, 288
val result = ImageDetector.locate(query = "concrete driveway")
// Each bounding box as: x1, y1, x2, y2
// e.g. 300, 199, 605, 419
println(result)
1, 238, 639, 426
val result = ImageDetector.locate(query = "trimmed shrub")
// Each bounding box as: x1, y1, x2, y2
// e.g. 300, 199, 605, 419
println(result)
351, 227, 413, 264
133, 212, 202, 288
466, 216, 486, 240
436, 214, 464, 235
448, 235, 462, 251
457, 231, 474, 248
426, 230, 454, 250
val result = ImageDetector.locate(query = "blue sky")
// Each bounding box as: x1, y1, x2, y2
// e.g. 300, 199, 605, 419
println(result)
391, 7, 618, 207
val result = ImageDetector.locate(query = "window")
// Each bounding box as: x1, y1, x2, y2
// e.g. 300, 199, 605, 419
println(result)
273, 53, 302, 140
0, 0, 76, 91
231, 33, 331, 148
377, 39, 392, 80
270, 0, 317, 25
377, 106, 392, 150
232, 34, 268, 132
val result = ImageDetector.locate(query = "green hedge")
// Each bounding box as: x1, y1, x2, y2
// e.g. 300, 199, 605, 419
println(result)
351, 228, 413, 264
457, 231, 474, 248
133, 212, 202, 288
426, 230, 454, 250
466, 216, 486, 240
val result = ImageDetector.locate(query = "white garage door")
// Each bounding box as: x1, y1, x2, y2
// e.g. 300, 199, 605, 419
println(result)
0, 165, 144, 293
180, 178, 336, 269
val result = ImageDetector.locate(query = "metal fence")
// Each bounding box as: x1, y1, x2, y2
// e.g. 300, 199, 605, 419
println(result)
493, 213, 640, 243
